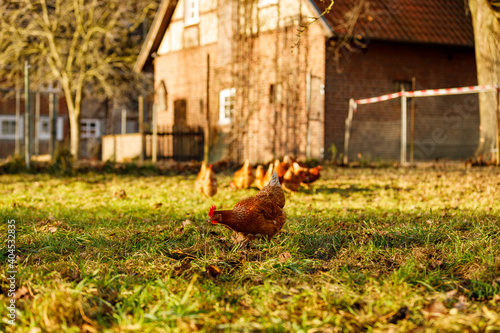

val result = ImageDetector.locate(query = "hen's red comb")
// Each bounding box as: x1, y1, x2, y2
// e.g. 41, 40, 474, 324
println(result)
317, 166, 323, 170
208, 206, 216, 218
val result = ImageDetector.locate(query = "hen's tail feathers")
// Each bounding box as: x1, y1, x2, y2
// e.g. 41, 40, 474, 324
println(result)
268, 170, 280, 186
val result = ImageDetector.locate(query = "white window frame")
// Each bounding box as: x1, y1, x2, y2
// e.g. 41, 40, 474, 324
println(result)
38, 116, 51, 140
37, 116, 64, 141
0, 115, 24, 140
0, 115, 64, 141
218, 88, 235, 125
184, 0, 200, 26
80, 119, 101, 139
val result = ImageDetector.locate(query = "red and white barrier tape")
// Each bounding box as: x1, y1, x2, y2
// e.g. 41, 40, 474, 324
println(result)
356, 91, 403, 104
354, 84, 498, 106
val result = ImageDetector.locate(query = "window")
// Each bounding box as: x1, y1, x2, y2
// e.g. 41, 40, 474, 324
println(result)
38, 117, 51, 140
0, 115, 23, 140
184, 0, 200, 26
157, 81, 167, 112
0, 115, 63, 141
81, 119, 101, 139
219, 88, 235, 125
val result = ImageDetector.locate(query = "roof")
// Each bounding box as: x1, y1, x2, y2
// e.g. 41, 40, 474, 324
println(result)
134, 0, 177, 73
134, 0, 474, 73
313, 0, 474, 47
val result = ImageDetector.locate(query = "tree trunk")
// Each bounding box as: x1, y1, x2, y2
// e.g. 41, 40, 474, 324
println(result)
469, 0, 500, 157
68, 106, 81, 160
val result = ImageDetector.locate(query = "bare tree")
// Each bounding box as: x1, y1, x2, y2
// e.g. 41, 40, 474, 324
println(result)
0, 0, 158, 160
469, 0, 500, 158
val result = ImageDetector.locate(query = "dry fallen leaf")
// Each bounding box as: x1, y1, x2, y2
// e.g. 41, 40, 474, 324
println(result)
446, 289, 458, 299
279, 252, 292, 263
48, 226, 58, 233
206, 265, 222, 278
15, 286, 32, 300
423, 299, 448, 319
113, 189, 127, 199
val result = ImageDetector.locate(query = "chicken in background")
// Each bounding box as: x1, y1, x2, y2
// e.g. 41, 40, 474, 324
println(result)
255, 162, 274, 190
195, 161, 208, 189
208, 171, 286, 249
282, 166, 301, 192
254, 165, 265, 190
274, 159, 290, 183
230, 160, 254, 189
195, 162, 217, 198
293, 162, 322, 186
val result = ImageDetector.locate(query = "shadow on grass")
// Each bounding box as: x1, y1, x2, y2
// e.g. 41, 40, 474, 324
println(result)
300, 184, 382, 196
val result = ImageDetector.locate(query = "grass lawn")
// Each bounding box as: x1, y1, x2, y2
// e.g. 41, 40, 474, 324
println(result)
1, 166, 500, 332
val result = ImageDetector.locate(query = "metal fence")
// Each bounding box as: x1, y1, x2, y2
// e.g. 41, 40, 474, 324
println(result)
344, 85, 499, 164
145, 126, 204, 162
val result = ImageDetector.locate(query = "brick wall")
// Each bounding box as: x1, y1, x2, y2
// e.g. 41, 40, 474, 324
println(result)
154, 16, 327, 164
324, 42, 478, 161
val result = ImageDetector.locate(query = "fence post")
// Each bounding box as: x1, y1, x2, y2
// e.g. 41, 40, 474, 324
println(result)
152, 104, 157, 163
121, 109, 126, 134
401, 86, 407, 165
306, 72, 312, 159
496, 85, 500, 166
34, 91, 40, 156
138, 95, 144, 162
49, 92, 58, 161
204, 53, 210, 163
24, 60, 31, 170
15, 89, 20, 155
344, 98, 355, 165
410, 77, 416, 164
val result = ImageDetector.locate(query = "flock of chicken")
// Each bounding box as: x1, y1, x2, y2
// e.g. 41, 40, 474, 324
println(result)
195, 156, 322, 198
195, 157, 322, 249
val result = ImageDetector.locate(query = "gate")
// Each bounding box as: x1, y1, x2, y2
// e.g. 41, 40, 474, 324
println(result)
145, 126, 204, 162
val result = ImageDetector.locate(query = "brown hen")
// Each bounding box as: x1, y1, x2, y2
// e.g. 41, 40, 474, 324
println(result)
231, 160, 254, 189
208, 170, 286, 249
282, 166, 301, 192
195, 162, 217, 198
301, 165, 322, 185
274, 159, 289, 183
254, 165, 265, 190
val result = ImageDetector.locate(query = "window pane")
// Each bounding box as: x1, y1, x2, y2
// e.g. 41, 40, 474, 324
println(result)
41, 121, 50, 135
2, 120, 16, 135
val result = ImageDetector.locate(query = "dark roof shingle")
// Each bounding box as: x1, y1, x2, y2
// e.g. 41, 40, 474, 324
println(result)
313, 0, 474, 47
